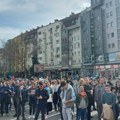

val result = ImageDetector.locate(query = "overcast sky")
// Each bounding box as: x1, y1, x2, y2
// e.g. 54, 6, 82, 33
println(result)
0, 0, 90, 42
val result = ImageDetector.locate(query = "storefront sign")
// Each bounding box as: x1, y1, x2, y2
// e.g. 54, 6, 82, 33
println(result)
110, 65, 114, 68
118, 64, 120, 68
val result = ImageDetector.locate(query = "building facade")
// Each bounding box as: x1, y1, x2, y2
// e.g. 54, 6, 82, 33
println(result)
61, 13, 82, 78
81, 7, 94, 76
37, 20, 63, 78
85, 0, 120, 78
2, 0, 120, 79
24, 28, 38, 71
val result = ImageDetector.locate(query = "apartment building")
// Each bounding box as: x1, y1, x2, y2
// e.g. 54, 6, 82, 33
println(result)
24, 28, 38, 71
81, 7, 94, 76
37, 14, 82, 78
61, 13, 82, 76
37, 20, 62, 71
82, 0, 120, 77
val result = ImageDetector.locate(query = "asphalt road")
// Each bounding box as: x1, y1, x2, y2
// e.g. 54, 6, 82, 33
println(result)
0, 104, 99, 120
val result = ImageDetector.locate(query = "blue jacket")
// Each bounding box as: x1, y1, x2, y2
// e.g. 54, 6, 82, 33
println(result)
0, 86, 11, 101
35, 88, 49, 106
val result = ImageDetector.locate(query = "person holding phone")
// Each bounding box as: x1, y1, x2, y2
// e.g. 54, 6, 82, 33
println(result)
34, 81, 49, 120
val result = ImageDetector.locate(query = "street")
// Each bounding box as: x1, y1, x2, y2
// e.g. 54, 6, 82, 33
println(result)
0, 104, 103, 120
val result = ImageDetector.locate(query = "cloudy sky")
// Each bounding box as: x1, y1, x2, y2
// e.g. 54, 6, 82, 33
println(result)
0, 0, 90, 42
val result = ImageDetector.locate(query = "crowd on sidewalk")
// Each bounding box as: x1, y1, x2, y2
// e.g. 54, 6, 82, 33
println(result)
0, 76, 120, 120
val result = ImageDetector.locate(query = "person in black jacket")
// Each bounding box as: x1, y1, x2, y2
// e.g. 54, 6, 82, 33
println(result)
57, 85, 63, 120
16, 81, 28, 120
84, 78, 93, 120
0, 82, 12, 116
34, 81, 49, 120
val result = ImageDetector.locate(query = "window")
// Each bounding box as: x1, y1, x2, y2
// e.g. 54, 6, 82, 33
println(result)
112, 43, 115, 48
116, 6, 120, 17
39, 32, 41, 35
56, 25, 59, 29
56, 40, 59, 44
107, 23, 110, 28
117, 29, 120, 39
97, 26, 100, 30
72, 52, 74, 56
106, 3, 108, 8
108, 44, 111, 49
98, 45, 101, 51
71, 36, 73, 40
72, 20, 75, 24
56, 47, 60, 52
54, 32, 59, 37
56, 54, 60, 58
106, 13, 109, 18
78, 60, 81, 63
110, 1, 112, 6
77, 35, 79, 40
74, 44, 76, 48
110, 11, 113, 16
78, 51, 80, 56
117, 18, 120, 28
74, 36, 76, 41
39, 38, 42, 42
111, 32, 114, 37
39, 57, 42, 60
97, 16, 100, 20
98, 36, 101, 41
74, 52, 76, 55
111, 22, 113, 27
78, 43, 80, 48
39, 51, 42, 54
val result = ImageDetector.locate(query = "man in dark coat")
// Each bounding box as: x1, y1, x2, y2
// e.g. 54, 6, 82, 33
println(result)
0, 82, 11, 116
34, 81, 49, 120
16, 82, 28, 120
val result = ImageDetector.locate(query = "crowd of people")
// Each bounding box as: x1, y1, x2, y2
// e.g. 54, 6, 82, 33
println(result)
0, 76, 120, 120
